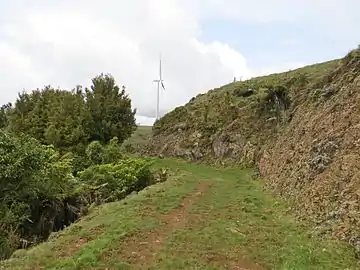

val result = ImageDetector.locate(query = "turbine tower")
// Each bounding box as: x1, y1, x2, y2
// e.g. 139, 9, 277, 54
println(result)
153, 54, 165, 120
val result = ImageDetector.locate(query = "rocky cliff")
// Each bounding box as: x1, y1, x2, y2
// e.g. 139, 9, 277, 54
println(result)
148, 47, 360, 252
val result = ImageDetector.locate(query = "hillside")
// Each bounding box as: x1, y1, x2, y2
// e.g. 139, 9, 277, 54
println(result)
148, 47, 360, 252
121, 125, 152, 154
1, 159, 357, 269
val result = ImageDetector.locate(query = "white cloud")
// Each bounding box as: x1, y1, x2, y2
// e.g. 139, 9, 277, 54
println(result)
198, 0, 360, 25
0, 0, 257, 126
1, 0, 357, 125
257, 62, 307, 76
135, 115, 156, 126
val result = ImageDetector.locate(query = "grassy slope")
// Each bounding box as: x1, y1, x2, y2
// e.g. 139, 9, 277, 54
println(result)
153, 59, 340, 137
1, 159, 357, 270
121, 125, 153, 152
127, 126, 152, 144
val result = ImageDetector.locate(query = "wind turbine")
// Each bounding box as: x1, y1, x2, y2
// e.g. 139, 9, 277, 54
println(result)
153, 54, 165, 120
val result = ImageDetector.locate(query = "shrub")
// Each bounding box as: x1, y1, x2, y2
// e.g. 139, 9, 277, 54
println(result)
77, 158, 154, 203
0, 131, 74, 259
103, 137, 122, 163
85, 137, 123, 166
233, 87, 254, 97
86, 141, 104, 165
0, 132, 157, 260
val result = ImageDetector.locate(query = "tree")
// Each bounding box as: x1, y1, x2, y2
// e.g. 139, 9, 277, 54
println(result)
85, 73, 137, 144
0, 103, 12, 129
6, 73, 136, 152
44, 86, 91, 152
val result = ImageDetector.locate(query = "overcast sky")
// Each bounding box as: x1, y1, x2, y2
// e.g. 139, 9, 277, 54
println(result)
1, 1, 359, 125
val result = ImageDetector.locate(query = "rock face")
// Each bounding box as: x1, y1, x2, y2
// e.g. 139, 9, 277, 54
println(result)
260, 66, 360, 249
148, 48, 360, 251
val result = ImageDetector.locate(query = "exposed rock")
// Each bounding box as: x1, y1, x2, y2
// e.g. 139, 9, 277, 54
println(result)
191, 147, 203, 160
212, 134, 230, 158
308, 139, 339, 174
240, 141, 257, 166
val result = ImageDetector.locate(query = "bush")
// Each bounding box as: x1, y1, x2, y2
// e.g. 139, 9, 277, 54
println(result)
85, 140, 104, 165
103, 137, 123, 164
78, 158, 154, 203
85, 137, 122, 166
233, 87, 254, 97
0, 131, 74, 259
0, 131, 158, 260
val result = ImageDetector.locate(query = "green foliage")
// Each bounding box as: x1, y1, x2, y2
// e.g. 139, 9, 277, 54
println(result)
153, 106, 188, 134
0, 131, 74, 259
256, 85, 291, 118
121, 126, 152, 155
85, 74, 137, 144
0, 131, 156, 260
0, 103, 11, 129
233, 86, 254, 97
103, 137, 123, 164
0, 71, 147, 261
0, 132, 51, 210
7, 87, 89, 150
6, 74, 136, 153
151, 57, 341, 155
85, 137, 123, 166
285, 73, 309, 88
44, 87, 91, 151
345, 47, 360, 60
78, 158, 154, 203
86, 141, 104, 165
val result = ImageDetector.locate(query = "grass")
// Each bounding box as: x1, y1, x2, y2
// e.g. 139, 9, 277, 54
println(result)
1, 159, 358, 269
121, 125, 153, 152
154, 58, 341, 135
124, 126, 152, 145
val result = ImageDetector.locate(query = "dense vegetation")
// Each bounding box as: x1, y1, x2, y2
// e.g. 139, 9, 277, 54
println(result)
5, 73, 136, 153
0, 73, 157, 260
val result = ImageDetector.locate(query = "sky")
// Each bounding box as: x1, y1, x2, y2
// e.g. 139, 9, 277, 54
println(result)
0, 1, 359, 126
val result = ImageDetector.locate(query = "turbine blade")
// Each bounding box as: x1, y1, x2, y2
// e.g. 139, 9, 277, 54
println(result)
161, 81, 165, 90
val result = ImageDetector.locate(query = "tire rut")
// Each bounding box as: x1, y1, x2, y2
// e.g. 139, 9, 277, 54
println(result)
116, 181, 209, 268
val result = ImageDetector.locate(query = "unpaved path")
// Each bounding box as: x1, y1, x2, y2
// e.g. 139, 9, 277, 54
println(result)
117, 181, 209, 268
116, 180, 258, 270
